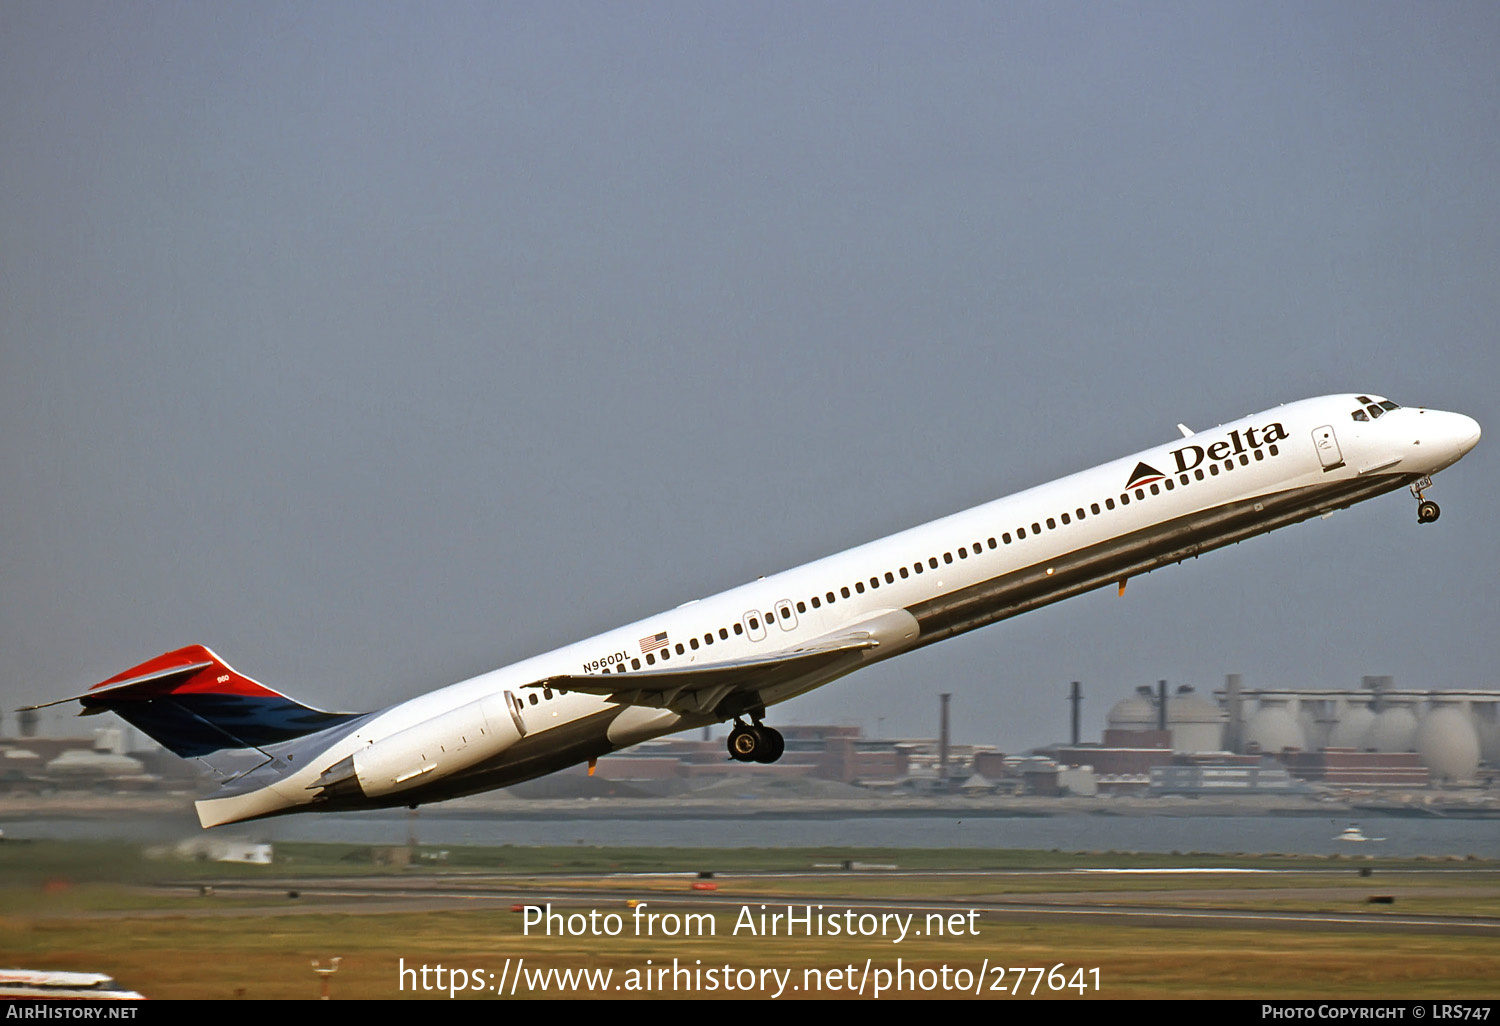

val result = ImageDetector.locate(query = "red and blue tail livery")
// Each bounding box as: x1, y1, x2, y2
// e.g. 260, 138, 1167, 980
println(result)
59, 645, 360, 758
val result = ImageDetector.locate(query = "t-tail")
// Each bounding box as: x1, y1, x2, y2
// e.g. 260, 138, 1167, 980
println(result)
24, 645, 362, 758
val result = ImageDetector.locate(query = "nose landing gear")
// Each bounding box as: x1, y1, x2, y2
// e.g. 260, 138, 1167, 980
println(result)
1411, 476, 1441, 524
727, 718, 786, 764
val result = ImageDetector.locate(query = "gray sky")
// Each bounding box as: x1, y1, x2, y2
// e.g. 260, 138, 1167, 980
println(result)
4, 2, 1498, 755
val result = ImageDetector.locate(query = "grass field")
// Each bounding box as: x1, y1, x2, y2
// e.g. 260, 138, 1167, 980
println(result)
2, 840, 1497, 999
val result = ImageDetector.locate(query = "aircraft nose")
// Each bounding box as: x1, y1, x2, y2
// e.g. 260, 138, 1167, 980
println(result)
1455, 413, 1482, 455
1419, 409, 1482, 470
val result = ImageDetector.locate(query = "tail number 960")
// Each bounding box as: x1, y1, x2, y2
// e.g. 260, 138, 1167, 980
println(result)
583, 651, 629, 673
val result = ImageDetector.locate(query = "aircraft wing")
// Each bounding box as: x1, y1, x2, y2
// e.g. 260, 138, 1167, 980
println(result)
530, 608, 919, 717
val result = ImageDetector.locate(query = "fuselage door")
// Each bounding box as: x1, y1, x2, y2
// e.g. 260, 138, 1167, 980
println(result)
774, 599, 798, 632
743, 610, 767, 642
1312, 425, 1345, 471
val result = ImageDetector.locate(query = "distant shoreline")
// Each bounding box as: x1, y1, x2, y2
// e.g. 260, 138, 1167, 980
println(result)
3, 790, 1496, 822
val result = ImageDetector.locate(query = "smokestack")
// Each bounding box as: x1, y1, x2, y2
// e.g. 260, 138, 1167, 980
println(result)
1069, 681, 1081, 746
939, 692, 951, 781
1157, 680, 1168, 732
1224, 673, 1243, 753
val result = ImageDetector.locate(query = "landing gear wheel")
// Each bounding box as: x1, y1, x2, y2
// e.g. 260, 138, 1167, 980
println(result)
1417, 499, 1441, 524
727, 723, 786, 763
754, 727, 785, 764
728, 725, 762, 763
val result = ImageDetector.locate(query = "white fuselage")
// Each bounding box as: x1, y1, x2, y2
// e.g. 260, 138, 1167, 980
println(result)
196, 395, 1480, 827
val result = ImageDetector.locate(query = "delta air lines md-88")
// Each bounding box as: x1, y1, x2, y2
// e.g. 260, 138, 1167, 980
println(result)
26, 395, 1481, 828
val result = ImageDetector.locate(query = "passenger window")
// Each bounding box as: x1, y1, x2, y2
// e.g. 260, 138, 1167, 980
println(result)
855, 581, 865, 593
1061, 512, 1071, 525
1002, 532, 1012, 544
1105, 498, 1115, 510
1091, 503, 1101, 514
899, 566, 909, 578
1017, 527, 1027, 539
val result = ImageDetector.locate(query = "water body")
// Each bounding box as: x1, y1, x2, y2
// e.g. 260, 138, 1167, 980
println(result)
6, 811, 1496, 858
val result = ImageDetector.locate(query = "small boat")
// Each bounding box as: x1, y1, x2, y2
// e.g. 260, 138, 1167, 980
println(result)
1335, 823, 1384, 843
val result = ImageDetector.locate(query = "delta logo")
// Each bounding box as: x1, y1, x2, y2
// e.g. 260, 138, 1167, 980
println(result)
1168, 422, 1289, 474
1125, 462, 1166, 489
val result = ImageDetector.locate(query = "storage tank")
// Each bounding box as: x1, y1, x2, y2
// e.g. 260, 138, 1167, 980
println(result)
1329, 698, 1376, 750
1370, 699, 1419, 753
1107, 691, 1158, 733
1165, 686, 1224, 753
1417, 700, 1481, 783
1246, 697, 1305, 753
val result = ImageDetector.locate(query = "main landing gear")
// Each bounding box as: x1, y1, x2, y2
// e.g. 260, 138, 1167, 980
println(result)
727, 718, 785, 764
1411, 476, 1441, 524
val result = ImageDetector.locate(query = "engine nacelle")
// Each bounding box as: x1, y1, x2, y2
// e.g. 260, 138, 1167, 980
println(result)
313, 691, 528, 799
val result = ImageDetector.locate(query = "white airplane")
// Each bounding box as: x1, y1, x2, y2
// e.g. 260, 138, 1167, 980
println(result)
26, 394, 1481, 828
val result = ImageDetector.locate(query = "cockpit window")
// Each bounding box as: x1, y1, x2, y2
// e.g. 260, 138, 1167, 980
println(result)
1352, 410, 1368, 422
1356, 395, 1373, 404
1379, 400, 1399, 411
1367, 405, 1384, 419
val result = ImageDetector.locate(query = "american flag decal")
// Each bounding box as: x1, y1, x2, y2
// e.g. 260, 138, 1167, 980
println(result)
638, 631, 669, 654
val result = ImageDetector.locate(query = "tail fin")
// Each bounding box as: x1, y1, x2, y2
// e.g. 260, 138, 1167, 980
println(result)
33, 645, 361, 758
